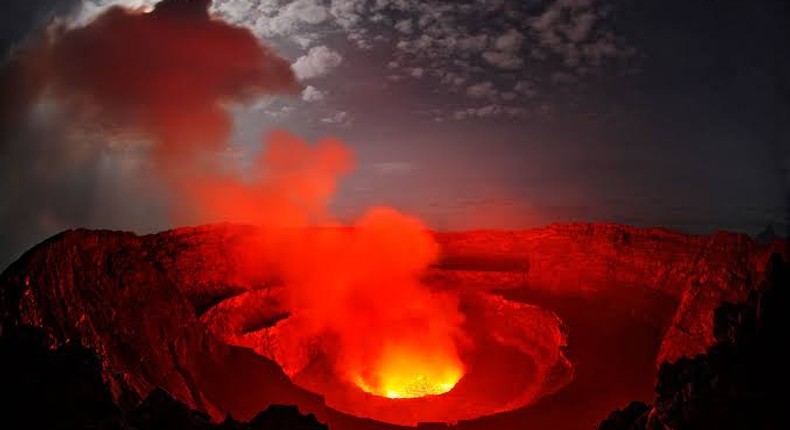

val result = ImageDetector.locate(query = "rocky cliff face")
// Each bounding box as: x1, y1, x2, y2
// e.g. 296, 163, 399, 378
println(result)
598, 254, 789, 430
435, 223, 783, 363
0, 223, 783, 426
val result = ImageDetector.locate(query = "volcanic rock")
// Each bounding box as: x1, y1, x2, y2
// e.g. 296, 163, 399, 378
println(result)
0, 223, 784, 427
436, 224, 783, 363
0, 324, 327, 430
596, 253, 789, 430
0, 227, 326, 423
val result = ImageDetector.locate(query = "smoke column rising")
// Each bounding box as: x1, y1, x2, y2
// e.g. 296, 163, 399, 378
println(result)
0, 0, 468, 396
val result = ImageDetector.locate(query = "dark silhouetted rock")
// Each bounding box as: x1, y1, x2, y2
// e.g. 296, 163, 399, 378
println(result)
0, 324, 327, 430
597, 254, 789, 430
755, 224, 778, 244
248, 405, 328, 430
0, 326, 122, 430
598, 401, 651, 430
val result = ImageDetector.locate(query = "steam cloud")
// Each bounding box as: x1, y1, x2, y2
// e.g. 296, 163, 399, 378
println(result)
0, 0, 467, 393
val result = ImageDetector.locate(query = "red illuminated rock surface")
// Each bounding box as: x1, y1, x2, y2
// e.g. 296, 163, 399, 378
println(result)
434, 224, 783, 364
0, 223, 785, 429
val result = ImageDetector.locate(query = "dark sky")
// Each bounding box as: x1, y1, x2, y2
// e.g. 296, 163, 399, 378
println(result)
1, 0, 789, 265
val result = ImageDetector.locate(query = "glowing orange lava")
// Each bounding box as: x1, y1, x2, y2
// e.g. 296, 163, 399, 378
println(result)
351, 343, 465, 399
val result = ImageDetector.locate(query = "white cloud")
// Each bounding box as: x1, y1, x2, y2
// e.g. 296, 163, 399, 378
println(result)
301, 85, 326, 102
457, 34, 489, 53
292, 45, 344, 80
395, 18, 413, 34
514, 80, 538, 97
330, 0, 365, 30
253, 0, 281, 16
252, 0, 329, 37
262, 105, 297, 119
213, 0, 253, 22
482, 28, 525, 70
450, 104, 530, 121
348, 31, 373, 50
482, 51, 524, 70
475, 104, 502, 117
440, 71, 467, 87
74, 0, 632, 118
466, 81, 497, 99
525, 0, 629, 73
501, 91, 517, 101
290, 0, 330, 25
551, 71, 579, 84
292, 34, 317, 48
321, 110, 353, 127
565, 12, 597, 43
494, 29, 524, 52
451, 105, 501, 120
70, 0, 158, 25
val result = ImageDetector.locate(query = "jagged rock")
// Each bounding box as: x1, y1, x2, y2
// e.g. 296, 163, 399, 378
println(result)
247, 405, 328, 430
0, 223, 784, 427
597, 254, 789, 430
598, 401, 651, 430
0, 325, 327, 430
0, 326, 122, 430
131, 388, 327, 430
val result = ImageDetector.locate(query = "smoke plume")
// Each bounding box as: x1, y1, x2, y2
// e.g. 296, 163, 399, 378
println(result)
1, 0, 467, 396
0, 0, 298, 262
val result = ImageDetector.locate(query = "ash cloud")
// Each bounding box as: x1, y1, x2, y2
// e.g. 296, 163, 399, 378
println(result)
0, 0, 299, 265
0, 1, 470, 390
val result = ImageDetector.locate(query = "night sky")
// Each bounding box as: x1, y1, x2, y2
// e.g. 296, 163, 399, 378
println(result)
1, 0, 789, 265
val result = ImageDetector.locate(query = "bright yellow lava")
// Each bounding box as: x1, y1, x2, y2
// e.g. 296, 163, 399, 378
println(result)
352, 347, 464, 399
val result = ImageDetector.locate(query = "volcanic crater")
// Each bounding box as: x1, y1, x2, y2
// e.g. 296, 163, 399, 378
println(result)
0, 222, 783, 430
201, 285, 572, 425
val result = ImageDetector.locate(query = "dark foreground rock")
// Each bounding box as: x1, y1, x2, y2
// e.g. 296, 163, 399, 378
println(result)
598, 253, 789, 430
0, 325, 327, 430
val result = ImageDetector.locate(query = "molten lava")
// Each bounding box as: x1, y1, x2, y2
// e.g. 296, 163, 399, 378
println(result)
351, 343, 465, 398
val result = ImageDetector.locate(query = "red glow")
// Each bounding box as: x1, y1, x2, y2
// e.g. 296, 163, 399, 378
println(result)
351, 344, 464, 398
48, 4, 298, 166
9, 1, 571, 421
278, 208, 467, 399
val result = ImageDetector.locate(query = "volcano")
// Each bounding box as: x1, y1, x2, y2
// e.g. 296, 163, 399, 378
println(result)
0, 223, 784, 429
